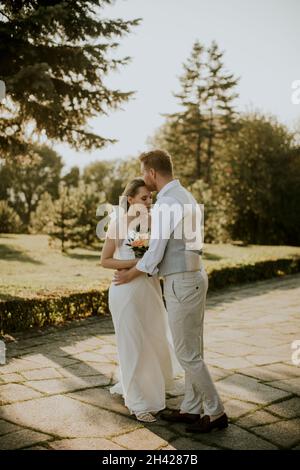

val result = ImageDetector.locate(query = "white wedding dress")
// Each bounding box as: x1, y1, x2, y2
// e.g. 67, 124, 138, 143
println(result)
108, 226, 183, 415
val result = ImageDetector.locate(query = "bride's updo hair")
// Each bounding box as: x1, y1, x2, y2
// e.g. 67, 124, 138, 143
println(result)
120, 177, 147, 212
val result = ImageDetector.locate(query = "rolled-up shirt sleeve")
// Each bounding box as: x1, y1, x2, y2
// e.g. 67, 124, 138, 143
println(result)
136, 196, 183, 276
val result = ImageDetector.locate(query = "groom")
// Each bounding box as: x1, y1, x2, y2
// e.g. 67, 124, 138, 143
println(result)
113, 149, 228, 433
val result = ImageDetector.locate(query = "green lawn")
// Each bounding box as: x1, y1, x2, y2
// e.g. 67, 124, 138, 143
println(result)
1, 234, 300, 301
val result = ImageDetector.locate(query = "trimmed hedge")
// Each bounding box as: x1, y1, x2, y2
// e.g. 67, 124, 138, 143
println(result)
0, 289, 109, 334
207, 257, 300, 291
0, 256, 299, 334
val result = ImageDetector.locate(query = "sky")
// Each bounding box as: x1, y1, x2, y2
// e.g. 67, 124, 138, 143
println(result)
56, 0, 300, 171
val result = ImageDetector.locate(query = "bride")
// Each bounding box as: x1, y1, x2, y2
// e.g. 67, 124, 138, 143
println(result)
100, 177, 181, 423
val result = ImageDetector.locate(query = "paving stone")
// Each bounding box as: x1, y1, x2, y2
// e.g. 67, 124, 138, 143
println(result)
0, 383, 42, 404
92, 345, 116, 355
192, 424, 278, 450
0, 373, 23, 383
0, 419, 23, 436
26, 375, 110, 394
59, 362, 116, 379
208, 366, 233, 381
67, 388, 130, 416
71, 337, 106, 349
207, 357, 252, 370
59, 344, 99, 356
145, 424, 177, 442
241, 364, 300, 382
265, 397, 300, 418
167, 437, 219, 450
71, 352, 114, 363
170, 422, 278, 450
224, 399, 259, 419
235, 410, 280, 428
49, 438, 126, 450
21, 368, 64, 381
22, 354, 78, 368
112, 428, 168, 450
252, 418, 300, 448
0, 395, 139, 438
217, 374, 291, 404
236, 336, 287, 348
267, 379, 300, 396
0, 358, 44, 374
0, 429, 51, 450
246, 356, 288, 366
23, 445, 48, 450
206, 341, 258, 357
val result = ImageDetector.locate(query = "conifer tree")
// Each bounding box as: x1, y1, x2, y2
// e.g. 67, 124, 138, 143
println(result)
29, 191, 55, 234
50, 182, 77, 252
69, 181, 105, 248
166, 41, 208, 180
205, 41, 239, 182
157, 40, 239, 183
0, 0, 140, 159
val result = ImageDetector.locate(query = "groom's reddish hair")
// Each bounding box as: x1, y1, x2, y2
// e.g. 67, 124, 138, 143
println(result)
139, 149, 173, 176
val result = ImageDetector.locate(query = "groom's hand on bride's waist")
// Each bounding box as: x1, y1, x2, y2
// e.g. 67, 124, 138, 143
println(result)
113, 266, 142, 285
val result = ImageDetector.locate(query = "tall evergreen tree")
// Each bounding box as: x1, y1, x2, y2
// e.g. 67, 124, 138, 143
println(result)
166, 41, 208, 180
205, 41, 239, 182
0, 0, 140, 159
155, 40, 239, 184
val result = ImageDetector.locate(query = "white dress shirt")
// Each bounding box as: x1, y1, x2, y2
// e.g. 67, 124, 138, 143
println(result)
136, 179, 184, 276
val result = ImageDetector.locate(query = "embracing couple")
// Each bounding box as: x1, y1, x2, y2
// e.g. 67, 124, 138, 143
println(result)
100, 149, 228, 433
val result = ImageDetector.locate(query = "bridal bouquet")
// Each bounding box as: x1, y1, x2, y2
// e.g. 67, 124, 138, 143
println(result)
126, 229, 150, 258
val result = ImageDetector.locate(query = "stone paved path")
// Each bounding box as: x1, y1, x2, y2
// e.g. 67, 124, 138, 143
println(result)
1, 274, 300, 450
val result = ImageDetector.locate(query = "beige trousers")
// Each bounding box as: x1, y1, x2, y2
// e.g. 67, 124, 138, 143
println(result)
163, 267, 224, 416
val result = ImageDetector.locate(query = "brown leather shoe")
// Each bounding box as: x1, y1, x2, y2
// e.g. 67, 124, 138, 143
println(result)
160, 409, 200, 424
186, 413, 229, 433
